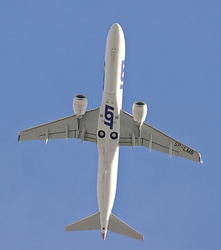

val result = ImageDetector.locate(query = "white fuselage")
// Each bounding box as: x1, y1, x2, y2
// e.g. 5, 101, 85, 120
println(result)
97, 23, 125, 238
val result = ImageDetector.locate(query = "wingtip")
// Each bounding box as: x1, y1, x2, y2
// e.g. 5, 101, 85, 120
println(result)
199, 153, 204, 164
18, 134, 21, 142
136, 234, 144, 241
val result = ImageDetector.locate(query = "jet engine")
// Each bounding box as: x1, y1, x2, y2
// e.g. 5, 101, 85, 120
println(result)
132, 101, 147, 126
73, 94, 88, 117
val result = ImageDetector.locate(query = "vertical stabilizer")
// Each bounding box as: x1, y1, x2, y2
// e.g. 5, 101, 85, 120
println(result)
108, 213, 144, 241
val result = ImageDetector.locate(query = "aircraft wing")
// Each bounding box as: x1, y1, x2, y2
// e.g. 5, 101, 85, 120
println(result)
119, 110, 202, 163
18, 108, 99, 143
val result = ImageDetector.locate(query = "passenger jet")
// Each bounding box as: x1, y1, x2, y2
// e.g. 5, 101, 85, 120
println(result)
18, 23, 202, 241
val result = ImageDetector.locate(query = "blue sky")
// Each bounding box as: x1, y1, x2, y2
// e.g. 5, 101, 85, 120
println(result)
1, 1, 221, 249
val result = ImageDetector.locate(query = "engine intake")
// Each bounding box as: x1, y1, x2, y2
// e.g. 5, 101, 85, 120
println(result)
73, 94, 88, 117
132, 101, 147, 126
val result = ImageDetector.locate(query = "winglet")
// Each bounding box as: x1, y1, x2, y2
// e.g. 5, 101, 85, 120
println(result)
199, 153, 204, 164
18, 134, 21, 142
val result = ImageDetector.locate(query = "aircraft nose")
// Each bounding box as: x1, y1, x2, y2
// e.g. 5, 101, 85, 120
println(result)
110, 23, 122, 32
108, 23, 123, 40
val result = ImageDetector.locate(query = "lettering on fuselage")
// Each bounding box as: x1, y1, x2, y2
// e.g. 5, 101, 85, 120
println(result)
121, 60, 125, 82
104, 104, 114, 129
120, 60, 125, 89
174, 142, 194, 155
97, 104, 118, 140
102, 60, 125, 90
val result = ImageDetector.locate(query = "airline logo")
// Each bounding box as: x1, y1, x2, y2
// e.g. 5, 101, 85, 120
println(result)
104, 104, 114, 129
98, 104, 118, 140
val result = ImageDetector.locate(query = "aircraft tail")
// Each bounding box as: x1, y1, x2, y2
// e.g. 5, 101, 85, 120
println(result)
65, 212, 144, 241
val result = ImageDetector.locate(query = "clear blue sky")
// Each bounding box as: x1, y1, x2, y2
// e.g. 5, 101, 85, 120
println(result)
1, 1, 221, 249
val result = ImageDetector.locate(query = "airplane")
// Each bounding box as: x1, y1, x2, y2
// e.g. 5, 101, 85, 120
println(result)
18, 23, 202, 241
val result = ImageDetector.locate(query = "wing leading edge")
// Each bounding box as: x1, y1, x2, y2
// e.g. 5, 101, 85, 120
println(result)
18, 108, 100, 143
119, 110, 202, 163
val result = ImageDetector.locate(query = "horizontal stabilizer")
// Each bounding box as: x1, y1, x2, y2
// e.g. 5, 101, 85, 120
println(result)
65, 212, 100, 232
109, 213, 144, 241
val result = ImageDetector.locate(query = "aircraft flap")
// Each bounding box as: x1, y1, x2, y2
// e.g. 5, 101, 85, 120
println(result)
119, 110, 202, 163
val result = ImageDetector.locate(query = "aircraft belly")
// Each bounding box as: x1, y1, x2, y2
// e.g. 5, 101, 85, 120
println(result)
96, 94, 121, 228
97, 147, 119, 223
95, 23, 125, 233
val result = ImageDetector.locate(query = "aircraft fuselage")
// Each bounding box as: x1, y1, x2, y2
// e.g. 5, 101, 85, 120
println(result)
97, 23, 125, 239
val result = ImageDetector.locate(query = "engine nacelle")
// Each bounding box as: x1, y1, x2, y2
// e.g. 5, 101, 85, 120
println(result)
132, 101, 148, 126
73, 94, 88, 117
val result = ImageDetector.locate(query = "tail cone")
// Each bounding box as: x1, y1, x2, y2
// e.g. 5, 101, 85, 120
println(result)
102, 232, 107, 240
